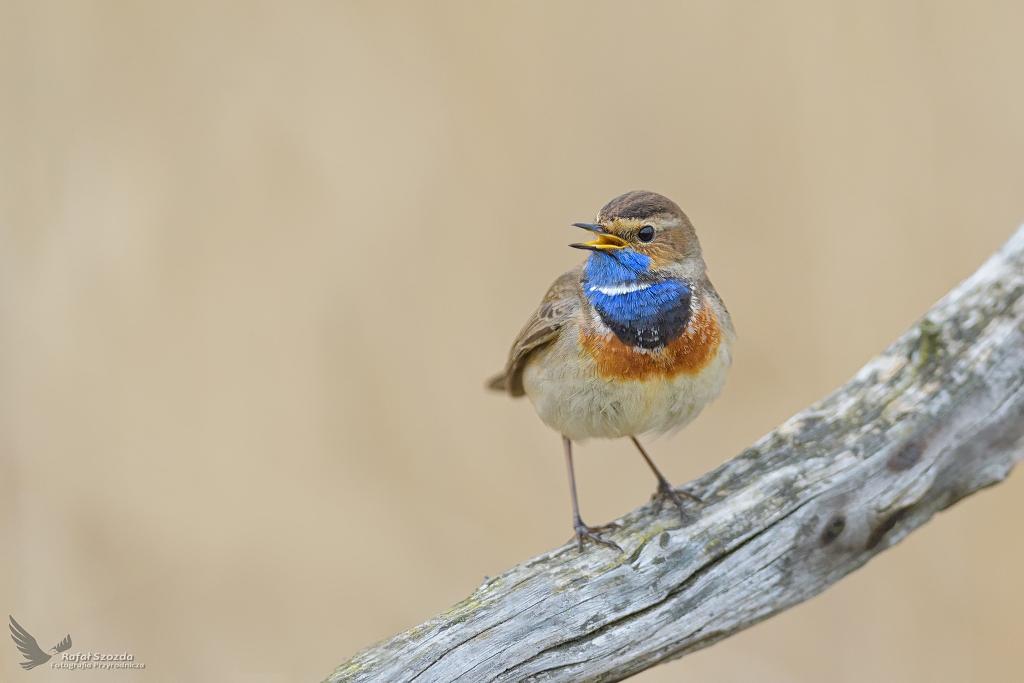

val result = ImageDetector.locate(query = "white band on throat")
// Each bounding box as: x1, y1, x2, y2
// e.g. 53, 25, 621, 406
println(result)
588, 281, 652, 296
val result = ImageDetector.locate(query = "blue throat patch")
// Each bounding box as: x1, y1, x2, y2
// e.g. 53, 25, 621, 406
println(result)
584, 250, 692, 349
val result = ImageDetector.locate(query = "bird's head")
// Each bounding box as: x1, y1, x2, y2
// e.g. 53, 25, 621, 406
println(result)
570, 190, 704, 282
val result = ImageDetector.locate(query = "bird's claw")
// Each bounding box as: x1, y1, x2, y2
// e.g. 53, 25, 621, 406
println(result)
572, 516, 623, 553
652, 479, 704, 521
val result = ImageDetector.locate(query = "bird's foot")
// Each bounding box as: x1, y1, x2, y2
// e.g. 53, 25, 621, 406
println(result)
572, 515, 623, 553
652, 478, 704, 521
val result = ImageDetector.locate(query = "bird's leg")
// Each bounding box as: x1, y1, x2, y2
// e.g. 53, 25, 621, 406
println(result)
630, 436, 703, 521
564, 436, 622, 553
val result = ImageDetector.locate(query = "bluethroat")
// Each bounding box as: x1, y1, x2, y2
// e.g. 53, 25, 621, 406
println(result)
488, 191, 735, 552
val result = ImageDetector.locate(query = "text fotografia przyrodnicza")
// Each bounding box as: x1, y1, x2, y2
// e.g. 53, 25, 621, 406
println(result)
52, 652, 145, 669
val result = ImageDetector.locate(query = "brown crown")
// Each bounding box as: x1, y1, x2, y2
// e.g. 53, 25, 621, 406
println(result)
597, 190, 684, 222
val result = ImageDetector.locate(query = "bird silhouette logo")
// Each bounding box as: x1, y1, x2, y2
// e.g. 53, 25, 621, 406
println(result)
9, 616, 72, 670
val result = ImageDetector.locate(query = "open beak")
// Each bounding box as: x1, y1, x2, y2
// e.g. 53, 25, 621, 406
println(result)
569, 223, 628, 251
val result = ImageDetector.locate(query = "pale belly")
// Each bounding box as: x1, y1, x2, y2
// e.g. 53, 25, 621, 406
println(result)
521, 330, 733, 442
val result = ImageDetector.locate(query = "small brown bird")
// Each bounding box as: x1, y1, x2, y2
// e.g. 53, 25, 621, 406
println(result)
488, 191, 735, 551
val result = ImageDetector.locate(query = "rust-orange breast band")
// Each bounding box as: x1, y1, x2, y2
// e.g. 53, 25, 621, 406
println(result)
580, 304, 723, 382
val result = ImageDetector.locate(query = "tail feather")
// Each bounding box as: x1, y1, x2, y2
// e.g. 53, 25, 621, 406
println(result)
54, 634, 72, 653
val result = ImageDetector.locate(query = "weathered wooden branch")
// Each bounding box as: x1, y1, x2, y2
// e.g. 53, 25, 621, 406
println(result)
325, 226, 1024, 683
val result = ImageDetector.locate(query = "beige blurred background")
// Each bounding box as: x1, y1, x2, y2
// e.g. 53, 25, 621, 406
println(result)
3, 2, 1024, 682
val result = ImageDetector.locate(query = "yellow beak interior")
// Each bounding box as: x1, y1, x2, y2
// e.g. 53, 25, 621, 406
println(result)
576, 232, 628, 250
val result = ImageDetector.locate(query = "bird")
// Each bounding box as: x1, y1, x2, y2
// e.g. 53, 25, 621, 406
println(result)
488, 190, 735, 552
9, 615, 72, 670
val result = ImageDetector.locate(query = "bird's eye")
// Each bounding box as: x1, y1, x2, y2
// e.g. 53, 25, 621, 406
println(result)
637, 225, 655, 243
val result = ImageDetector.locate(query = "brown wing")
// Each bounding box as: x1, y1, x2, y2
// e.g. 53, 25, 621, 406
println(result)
487, 265, 584, 397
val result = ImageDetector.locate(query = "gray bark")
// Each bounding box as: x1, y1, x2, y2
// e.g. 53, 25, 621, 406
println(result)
325, 225, 1024, 683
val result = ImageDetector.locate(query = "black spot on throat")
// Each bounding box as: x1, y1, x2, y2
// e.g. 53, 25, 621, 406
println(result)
594, 289, 692, 349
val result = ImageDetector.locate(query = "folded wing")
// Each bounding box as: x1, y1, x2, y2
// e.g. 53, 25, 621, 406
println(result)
487, 266, 583, 397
